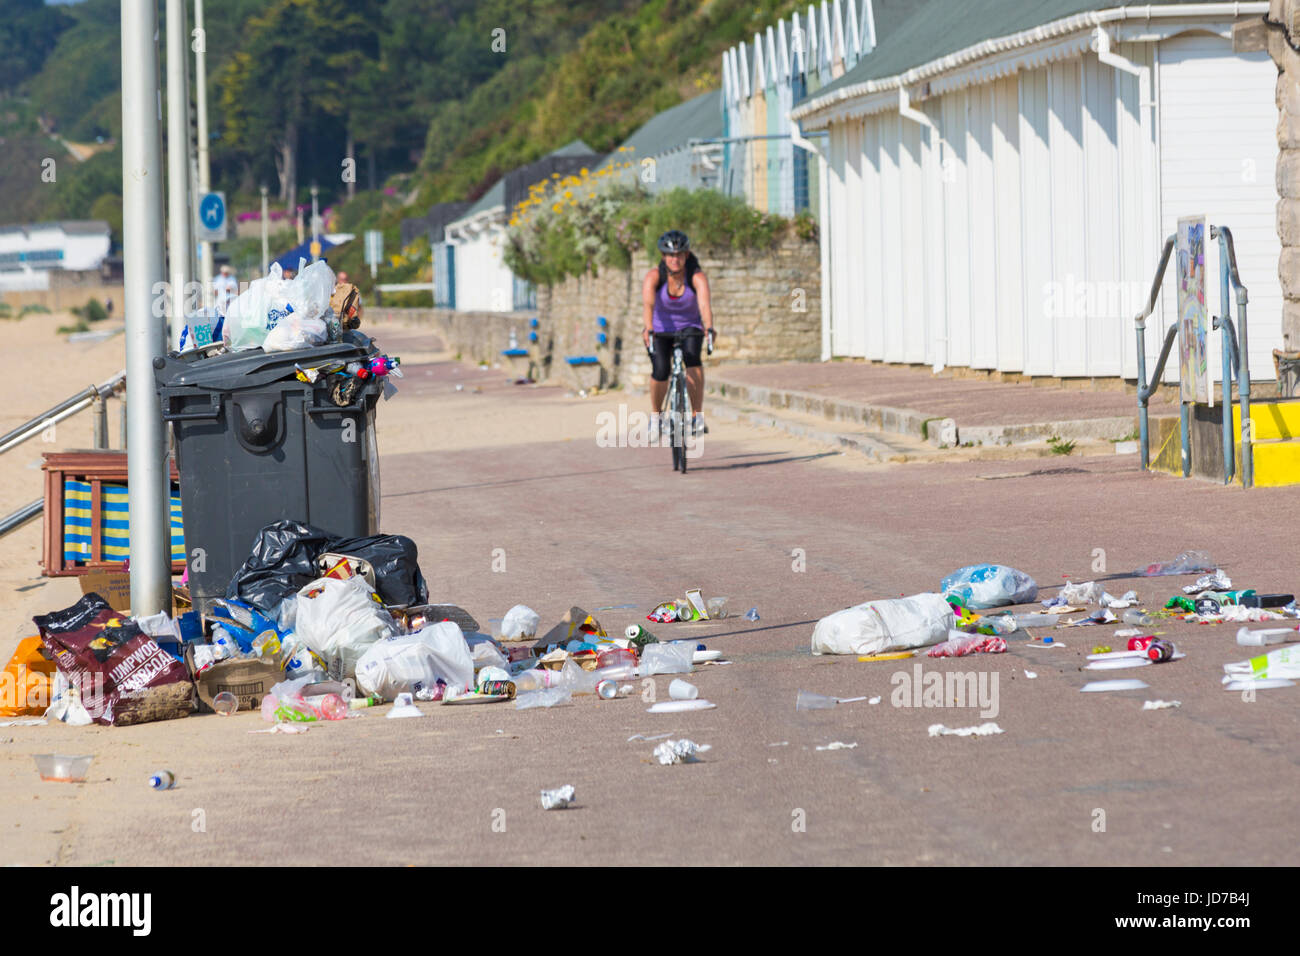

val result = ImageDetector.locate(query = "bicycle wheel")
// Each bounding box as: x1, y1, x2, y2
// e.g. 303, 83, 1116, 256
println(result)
675, 374, 690, 474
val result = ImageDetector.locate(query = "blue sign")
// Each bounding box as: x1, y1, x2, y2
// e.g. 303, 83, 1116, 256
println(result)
197, 191, 227, 240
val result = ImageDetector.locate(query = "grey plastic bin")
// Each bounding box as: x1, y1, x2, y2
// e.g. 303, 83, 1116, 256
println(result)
154, 333, 384, 615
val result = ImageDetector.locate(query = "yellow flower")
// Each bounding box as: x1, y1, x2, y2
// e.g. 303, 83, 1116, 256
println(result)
552, 203, 562, 213
579, 167, 589, 177
564, 190, 573, 199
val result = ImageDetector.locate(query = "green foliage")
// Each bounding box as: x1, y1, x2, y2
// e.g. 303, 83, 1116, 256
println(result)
57, 319, 90, 335
1047, 435, 1076, 456
505, 183, 801, 287
0, 0, 75, 94
0, 303, 12, 320
70, 298, 108, 323
19, 303, 51, 317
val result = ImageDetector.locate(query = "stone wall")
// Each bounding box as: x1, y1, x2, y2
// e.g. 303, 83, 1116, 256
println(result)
1250, 3, 1300, 349
372, 232, 821, 390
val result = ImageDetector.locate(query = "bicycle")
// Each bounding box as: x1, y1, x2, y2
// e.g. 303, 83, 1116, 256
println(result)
648, 328, 713, 474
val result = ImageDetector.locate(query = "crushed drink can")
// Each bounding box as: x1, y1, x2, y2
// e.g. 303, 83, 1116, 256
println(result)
1127, 636, 1156, 651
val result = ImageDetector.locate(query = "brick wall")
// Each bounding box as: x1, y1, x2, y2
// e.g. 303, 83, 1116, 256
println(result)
373, 231, 821, 389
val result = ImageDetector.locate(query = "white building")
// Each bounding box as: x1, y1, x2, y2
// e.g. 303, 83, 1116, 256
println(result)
782, 0, 1281, 383
0, 220, 112, 292
441, 141, 602, 312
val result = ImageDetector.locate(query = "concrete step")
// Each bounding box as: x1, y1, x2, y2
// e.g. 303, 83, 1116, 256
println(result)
707, 374, 1136, 448
1232, 397, 1300, 442
707, 394, 1123, 464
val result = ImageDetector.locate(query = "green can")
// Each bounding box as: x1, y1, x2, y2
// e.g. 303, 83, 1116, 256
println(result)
625, 624, 659, 649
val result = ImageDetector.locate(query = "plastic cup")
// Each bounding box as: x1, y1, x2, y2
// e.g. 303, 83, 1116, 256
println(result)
213, 691, 238, 716
706, 596, 730, 619
668, 679, 699, 700
795, 690, 838, 711
34, 754, 94, 782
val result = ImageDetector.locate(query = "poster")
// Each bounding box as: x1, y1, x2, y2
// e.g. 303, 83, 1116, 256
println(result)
1176, 216, 1209, 404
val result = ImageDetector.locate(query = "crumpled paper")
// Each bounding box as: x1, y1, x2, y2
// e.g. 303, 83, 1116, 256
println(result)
928, 722, 1005, 737
540, 784, 576, 809
1184, 570, 1231, 594
652, 739, 712, 765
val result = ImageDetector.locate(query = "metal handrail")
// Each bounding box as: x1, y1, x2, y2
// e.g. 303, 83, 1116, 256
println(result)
0, 370, 126, 457
1212, 224, 1252, 487
1135, 234, 1176, 471
0, 498, 42, 538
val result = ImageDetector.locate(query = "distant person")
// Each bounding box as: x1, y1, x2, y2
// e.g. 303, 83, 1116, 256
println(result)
643, 230, 715, 437
213, 265, 238, 316
104, 297, 113, 318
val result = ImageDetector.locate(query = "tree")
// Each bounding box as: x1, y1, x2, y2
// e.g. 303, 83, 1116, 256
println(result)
221, 0, 380, 216
0, 0, 74, 94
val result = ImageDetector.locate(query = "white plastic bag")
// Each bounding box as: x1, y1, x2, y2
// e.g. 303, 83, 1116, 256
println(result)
293, 577, 396, 679
468, 635, 508, 671
287, 260, 335, 322
354, 621, 475, 699
499, 604, 541, 640
941, 565, 1038, 608
230, 264, 296, 351
263, 315, 328, 352
811, 593, 955, 656
640, 642, 694, 675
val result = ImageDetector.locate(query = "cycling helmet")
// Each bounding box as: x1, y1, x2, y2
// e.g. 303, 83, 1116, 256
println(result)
657, 230, 690, 254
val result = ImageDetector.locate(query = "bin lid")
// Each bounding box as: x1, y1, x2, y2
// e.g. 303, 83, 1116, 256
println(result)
154, 332, 378, 391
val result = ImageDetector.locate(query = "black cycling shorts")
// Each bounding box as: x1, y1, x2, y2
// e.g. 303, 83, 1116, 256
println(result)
649, 329, 704, 382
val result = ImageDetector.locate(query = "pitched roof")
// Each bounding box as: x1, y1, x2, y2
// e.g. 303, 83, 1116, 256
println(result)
597, 89, 723, 172
801, 0, 1203, 105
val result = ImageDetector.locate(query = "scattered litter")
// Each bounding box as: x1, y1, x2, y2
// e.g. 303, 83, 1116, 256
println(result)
1143, 700, 1182, 710
1085, 657, 1151, 670
940, 564, 1038, 608
769, 741, 789, 747
499, 604, 540, 640
815, 741, 859, 751
0, 718, 46, 727
796, 690, 867, 710
1136, 550, 1215, 577
927, 633, 1007, 657
1223, 678, 1296, 691
1223, 644, 1300, 681
812, 593, 952, 657
1080, 679, 1150, 692
1023, 670, 1037, 679
628, 732, 674, 742
653, 739, 711, 764
1184, 570, 1231, 593
744, 607, 760, 622
868, 696, 882, 704
515, 687, 573, 709
1025, 639, 1066, 649
928, 722, 1005, 737
1101, 590, 1139, 609
1062, 609, 1117, 627
147, 771, 176, 790
647, 699, 716, 713
668, 679, 699, 700
386, 692, 425, 718
249, 722, 310, 734
1114, 628, 1142, 639
1237, 626, 1298, 646
857, 651, 915, 662
540, 785, 576, 810
1058, 580, 1102, 605
33, 754, 93, 782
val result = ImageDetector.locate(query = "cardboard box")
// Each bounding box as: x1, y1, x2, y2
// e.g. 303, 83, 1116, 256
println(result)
186, 645, 282, 715
79, 570, 132, 614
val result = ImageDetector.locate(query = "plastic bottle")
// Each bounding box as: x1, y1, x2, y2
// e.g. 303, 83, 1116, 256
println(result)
1012, 612, 1061, 628
1123, 609, 1156, 626
212, 691, 238, 716
148, 771, 175, 790
1237, 627, 1296, 646
306, 693, 347, 721
514, 667, 565, 692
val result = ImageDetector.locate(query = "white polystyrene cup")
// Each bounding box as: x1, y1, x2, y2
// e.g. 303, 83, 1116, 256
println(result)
668, 679, 699, 700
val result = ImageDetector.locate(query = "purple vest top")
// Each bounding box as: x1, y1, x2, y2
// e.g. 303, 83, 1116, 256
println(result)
652, 275, 702, 333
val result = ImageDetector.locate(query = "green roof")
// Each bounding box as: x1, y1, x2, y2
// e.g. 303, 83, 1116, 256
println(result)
803, 0, 1200, 105
596, 89, 722, 171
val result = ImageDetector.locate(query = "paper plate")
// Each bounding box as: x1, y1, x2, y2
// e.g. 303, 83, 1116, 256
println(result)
647, 699, 716, 713
1223, 678, 1296, 691
1080, 679, 1150, 692
1085, 658, 1152, 670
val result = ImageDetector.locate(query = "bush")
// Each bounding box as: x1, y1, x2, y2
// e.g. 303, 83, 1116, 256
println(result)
69, 298, 108, 322
504, 174, 811, 287
19, 303, 51, 316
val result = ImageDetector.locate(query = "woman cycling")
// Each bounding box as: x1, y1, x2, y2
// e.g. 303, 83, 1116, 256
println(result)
642, 230, 715, 437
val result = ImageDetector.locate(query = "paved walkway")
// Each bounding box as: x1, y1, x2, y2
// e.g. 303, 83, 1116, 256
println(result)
709, 361, 1178, 446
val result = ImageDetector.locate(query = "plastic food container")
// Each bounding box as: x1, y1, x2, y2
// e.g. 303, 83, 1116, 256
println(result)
596, 647, 637, 670
34, 754, 94, 782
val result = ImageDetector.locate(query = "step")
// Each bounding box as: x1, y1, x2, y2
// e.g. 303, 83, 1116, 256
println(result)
1249, 439, 1300, 488
707, 374, 1135, 447
707, 394, 1122, 464
1232, 397, 1300, 442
